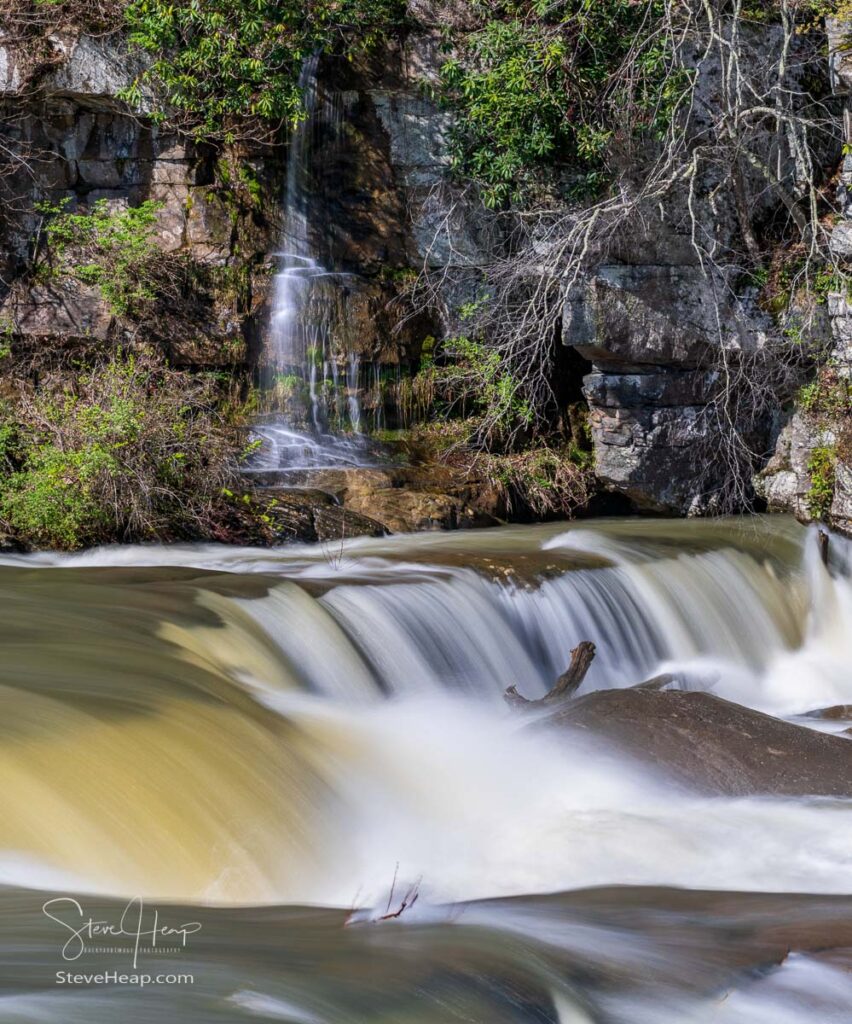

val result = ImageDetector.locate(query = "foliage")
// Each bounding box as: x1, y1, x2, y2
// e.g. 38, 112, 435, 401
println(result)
122, 0, 406, 142
799, 366, 852, 417
31, 199, 233, 345
482, 444, 592, 516
439, 0, 682, 206
397, 417, 593, 517
0, 403, 19, 473
36, 198, 167, 318
806, 443, 837, 519
410, 333, 534, 446
0, 353, 249, 549
799, 365, 851, 522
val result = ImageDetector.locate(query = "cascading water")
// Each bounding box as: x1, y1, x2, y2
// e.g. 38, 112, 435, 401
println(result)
2, 516, 852, 1023
249, 59, 384, 474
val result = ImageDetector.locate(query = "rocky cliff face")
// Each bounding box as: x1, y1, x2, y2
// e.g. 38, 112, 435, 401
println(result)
1, 8, 848, 530
0, 15, 480, 378
568, 266, 765, 513
755, 18, 852, 536
559, 16, 837, 517
0, 32, 277, 367
261, 2, 493, 372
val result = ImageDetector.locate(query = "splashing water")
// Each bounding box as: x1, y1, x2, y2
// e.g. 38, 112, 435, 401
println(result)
250, 58, 381, 473
1, 517, 851, 1022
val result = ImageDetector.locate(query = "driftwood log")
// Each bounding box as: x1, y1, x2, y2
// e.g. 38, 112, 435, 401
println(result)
505, 641, 596, 708
817, 528, 830, 568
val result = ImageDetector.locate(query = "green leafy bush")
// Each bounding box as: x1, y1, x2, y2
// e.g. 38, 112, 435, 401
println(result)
806, 443, 837, 520
0, 354, 246, 549
799, 367, 852, 418
412, 333, 534, 445
36, 198, 167, 318
440, 0, 681, 206
122, 0, 406, 141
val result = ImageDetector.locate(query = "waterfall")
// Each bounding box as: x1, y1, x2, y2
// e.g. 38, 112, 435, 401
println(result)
3, 518, 852, 1022
2, 518, 852, 909
251, 57, 377, 474
269, 54, 320, 378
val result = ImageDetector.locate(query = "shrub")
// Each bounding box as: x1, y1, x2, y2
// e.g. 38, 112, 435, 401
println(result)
439, 0, 681, 207
122, 0, 406, 142
397, 418, 593, 517
806, 444, 837, 520
407, 330, 534, 447
0, 353, 248, 548
36, 198, 172, 318
798, 366, 852, 418
482, 445, 593, 517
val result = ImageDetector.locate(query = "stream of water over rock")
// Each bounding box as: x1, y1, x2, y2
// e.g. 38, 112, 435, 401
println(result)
249, 58, 388, 477
0, 516, 851, 1022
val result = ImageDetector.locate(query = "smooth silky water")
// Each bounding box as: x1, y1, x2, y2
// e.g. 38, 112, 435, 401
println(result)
1, 516, 851, 1022
247, 59, 387, 477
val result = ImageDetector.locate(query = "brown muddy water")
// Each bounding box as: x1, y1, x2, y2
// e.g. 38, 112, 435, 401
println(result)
0, 517, 850, 1022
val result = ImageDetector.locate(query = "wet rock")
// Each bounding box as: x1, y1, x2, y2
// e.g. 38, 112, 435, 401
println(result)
569, 266, 771, 514
319, 465, 503, 533
551, 688, 852, 797
256, 465, 503, 535
264, 487, 386, 543
312, 504, 388, 542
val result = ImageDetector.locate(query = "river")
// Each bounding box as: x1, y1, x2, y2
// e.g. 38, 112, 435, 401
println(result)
0, 516, 850, 1022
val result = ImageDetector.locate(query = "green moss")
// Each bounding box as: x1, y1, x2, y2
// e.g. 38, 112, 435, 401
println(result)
237, 165, 263, 208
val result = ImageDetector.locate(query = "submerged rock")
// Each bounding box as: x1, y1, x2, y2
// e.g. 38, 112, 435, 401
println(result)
551, 688, 852, 797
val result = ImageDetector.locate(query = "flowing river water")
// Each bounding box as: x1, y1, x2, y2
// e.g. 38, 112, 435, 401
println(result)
1, 516, 851, 1022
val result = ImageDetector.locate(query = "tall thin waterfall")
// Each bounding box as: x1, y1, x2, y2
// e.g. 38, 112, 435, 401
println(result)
252, 57, 378, 473
269, 54, 321, 378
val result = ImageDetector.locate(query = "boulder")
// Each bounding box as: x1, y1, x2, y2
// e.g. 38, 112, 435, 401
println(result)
264, 487, 387, 543
568, 266, 771, 514
550, 688, 852, 797
254, 465, 504, 534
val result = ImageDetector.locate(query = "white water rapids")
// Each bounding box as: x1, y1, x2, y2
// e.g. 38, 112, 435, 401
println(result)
0, 516, 850, 1022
